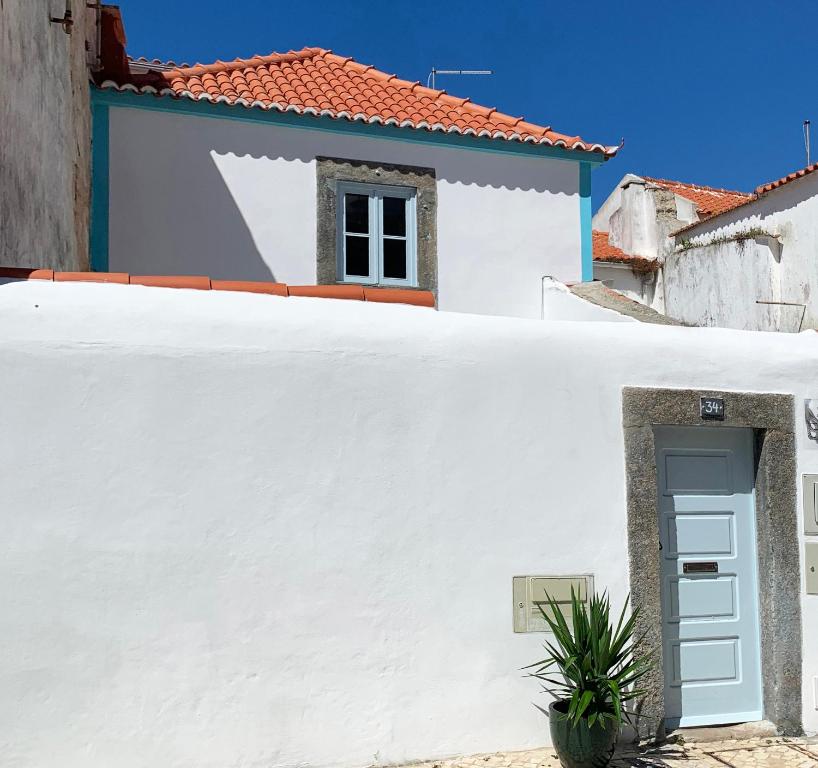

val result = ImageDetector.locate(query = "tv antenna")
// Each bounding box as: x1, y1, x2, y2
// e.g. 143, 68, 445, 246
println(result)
426, 68, 493, 90
804, 120, 811, 166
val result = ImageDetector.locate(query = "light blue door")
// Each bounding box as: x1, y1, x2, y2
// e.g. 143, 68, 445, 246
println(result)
654, 426, 762, 729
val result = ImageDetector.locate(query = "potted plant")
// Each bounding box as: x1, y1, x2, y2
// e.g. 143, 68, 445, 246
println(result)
526, 590, 652, 768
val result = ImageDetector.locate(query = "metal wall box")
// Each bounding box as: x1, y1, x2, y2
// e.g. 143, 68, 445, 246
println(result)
806, 543, 818, 595
513, 575, 594, 633
802, 474, 818, 535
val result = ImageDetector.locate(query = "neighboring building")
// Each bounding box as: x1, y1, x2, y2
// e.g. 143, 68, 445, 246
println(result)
591, 175, 751, 311
0, 2, 123, 270
667, 163, 818, 331
592, 167, 818, 333
1, 273, 816, 766
91, 48, 618, 319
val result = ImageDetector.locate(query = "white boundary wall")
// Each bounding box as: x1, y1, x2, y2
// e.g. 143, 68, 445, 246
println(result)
673, 173, 818, 331
1, 281, 818, 768
107, 107, 582, 320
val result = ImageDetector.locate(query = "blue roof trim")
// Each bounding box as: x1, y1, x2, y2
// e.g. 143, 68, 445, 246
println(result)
579, 162, 593, 282
91, 87, 610, 166
90, 101, 110, 272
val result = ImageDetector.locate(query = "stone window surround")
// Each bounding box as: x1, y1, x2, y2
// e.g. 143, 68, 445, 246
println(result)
622, 387, 801, 739
316, 156, 438, 296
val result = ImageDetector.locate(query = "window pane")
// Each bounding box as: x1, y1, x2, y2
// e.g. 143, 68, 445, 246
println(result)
345, 194, 369, 234
383, 238, 407, 280
345, 235, 370, 277
382, 196, 406, 237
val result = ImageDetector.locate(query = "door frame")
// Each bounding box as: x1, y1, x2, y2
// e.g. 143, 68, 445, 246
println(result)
622, 387, 801, 738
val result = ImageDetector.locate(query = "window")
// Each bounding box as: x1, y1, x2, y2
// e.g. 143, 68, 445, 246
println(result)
336, 182, 417, 286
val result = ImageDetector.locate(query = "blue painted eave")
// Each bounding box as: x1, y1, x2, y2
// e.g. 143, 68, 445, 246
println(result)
91, 86, 612, 166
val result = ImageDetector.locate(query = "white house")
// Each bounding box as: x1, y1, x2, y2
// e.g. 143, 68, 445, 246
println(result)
91, 47, 618, 320
591, 174, 751, 312
667, 163, 818, 332
1, 272, 818, 767
592, 167, 818, 333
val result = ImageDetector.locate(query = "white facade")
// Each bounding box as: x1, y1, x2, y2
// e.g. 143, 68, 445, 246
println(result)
592, 174, 699, 263
593, 261, 663, 310
672, 173, 818, 331
107, 106, 584, 320
2, 280, 818, 768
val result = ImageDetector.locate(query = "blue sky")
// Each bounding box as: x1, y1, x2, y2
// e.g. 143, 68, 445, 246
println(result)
117, 0, 818, 208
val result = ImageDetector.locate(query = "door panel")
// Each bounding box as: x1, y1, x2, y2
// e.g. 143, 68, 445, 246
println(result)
654, 426, 762, 729
669, 575, 736, 620
671, 638, 739, 684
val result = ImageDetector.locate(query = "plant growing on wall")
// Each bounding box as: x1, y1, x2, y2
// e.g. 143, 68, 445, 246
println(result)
526, 590, 653, 768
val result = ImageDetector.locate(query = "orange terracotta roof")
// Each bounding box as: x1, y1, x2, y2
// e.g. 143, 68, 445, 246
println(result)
99, 47, 616, 156
0, 268, 436, 307
592, 230, 629, 263
673, 162, 818, 237
640, 177, 752, 218
592, 230, 660, 274
755, 162, 818, 194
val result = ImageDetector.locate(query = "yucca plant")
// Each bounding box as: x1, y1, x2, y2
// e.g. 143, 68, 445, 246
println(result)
526, 589, 652, 730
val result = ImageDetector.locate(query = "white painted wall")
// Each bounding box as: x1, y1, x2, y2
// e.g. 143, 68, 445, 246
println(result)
663, 238, 801, 331
2, 280, 818, 768
593, 262, 662, 310
593, 176, 659, 258
108, 107, 582, 320
540, 276, 635, 322
675, 173, 818, 331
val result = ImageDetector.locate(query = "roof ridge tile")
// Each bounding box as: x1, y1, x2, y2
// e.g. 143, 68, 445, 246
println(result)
102, 47, 617, 157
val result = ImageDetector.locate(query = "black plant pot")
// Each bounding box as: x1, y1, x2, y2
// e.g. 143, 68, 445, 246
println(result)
548, 700, 618, 768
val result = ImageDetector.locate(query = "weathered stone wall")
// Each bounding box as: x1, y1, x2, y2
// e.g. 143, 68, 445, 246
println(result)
0, 1, 92, 270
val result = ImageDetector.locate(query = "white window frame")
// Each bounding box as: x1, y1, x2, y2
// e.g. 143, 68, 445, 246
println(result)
336, 181, 417, 287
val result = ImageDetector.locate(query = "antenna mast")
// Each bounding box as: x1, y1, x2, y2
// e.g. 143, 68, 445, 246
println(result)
427, 68, 493, 90
805, 120, 811, 166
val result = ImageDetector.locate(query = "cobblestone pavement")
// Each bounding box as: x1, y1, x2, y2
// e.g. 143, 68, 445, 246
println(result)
408, 737, 818, 768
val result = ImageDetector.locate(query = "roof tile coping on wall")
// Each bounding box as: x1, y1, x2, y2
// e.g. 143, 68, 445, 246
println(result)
0, 268, 436, 308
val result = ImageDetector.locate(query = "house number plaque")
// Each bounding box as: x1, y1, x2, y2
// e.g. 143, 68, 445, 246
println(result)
700, 397, 725, 421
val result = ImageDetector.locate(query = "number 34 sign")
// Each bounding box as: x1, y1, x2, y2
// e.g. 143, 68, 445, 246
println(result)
700, 397, 725, 420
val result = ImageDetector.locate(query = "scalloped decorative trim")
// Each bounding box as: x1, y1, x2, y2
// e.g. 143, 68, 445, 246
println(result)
96, 80, 618, 156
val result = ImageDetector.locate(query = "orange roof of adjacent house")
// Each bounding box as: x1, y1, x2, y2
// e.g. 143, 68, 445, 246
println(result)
755, 162, 818, 194
592, 230, 630, 263
672, 162, 818, 237
100, 48, 617, 156
640, 177, 752, 218
592, 230, 660, 273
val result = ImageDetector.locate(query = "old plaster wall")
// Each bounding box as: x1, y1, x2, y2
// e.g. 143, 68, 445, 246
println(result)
107, 106, 583, 319
676, 173, 818, 331
662, 239, 799, 331
0, 1, 92, 270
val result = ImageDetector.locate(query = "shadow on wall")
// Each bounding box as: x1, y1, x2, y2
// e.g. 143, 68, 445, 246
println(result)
198, 116, 578, 195
115, 142, 276, 282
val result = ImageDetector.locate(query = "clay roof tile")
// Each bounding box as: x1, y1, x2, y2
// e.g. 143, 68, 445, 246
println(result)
100, 47, 616, 156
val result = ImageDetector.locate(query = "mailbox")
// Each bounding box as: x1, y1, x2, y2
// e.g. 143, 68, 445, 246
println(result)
513, 574, 594, 633
802, 475, 818, 535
